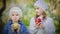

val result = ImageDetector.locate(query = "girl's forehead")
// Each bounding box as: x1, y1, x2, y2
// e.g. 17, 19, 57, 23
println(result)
35, 5, 43, 9
35, 5, 39, 8
12, 11, 19, 14
35, 6, 41, 9
13, 11, 19, 13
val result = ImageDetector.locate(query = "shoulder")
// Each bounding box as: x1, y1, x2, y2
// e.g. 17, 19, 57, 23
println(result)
30, 17, 35, 21
20, 22, 27, 32
4, 22, 10, 27
46, 17, 54, 21
19, 21, 26, 26
19, 21, 26, 28
3, 23, 10, 29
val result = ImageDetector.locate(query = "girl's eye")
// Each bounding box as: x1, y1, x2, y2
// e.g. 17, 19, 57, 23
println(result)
34, 8, 39, 10
12, 14, 14, 16
37, 8, 39, 9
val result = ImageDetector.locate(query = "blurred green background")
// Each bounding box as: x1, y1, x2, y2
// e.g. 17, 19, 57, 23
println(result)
0, 0, 60, 34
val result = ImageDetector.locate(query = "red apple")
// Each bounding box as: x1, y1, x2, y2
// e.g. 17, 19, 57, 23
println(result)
35, 18, 41, 24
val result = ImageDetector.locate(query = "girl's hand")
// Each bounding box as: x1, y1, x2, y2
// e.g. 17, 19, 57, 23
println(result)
40, 23, 45, 29
11, 24, 14, 32
34, 22, 41, 29
17, 24, 20, 33
11, 24, 21, 32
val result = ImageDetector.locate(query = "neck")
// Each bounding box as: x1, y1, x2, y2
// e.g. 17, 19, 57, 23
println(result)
12, 21, 18, 24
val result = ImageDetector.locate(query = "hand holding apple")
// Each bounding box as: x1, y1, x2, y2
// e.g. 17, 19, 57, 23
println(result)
35, 18, 41, 24
11, 23, 20, 32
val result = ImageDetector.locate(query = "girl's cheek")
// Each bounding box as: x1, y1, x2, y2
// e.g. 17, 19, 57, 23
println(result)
17, 17, 19, 19
11, 16, 15, 20
15, 16, 19, 20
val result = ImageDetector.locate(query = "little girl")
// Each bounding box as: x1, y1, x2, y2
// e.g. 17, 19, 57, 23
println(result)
29, 0, 55, 34
2, 7, 29, 34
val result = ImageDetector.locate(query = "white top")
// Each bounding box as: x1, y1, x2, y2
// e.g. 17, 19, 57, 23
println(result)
29, 17, 55, 34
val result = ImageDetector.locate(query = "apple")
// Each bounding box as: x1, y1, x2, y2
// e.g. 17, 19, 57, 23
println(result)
35, 18, 41, 24
13, 23, 19, 29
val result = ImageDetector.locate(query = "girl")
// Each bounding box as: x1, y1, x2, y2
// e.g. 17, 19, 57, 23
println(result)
29, 0, 55, 34
2, 7, 29, 34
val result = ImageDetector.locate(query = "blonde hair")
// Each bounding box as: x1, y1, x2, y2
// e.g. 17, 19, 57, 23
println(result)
9, 7, 22, 19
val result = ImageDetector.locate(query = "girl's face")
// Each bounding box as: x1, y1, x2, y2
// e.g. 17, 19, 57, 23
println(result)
11, 11, 20, 22
34, 6, 43, 16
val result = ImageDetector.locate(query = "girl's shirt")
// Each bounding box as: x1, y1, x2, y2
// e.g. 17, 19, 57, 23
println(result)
2, 20, 29, 34
29, 17, 55, 34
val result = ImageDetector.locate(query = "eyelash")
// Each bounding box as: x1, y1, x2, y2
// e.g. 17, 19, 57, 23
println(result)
12, 14, 14, 16
16, 14, 18, 16
12, 14, 18, 16
35, 8, 39, 10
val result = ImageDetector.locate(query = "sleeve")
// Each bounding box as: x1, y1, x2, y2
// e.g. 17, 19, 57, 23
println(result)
2, 24, 8, 34
44, 18, 55, 34
29, 18, 38, 34
21, 25, 29, 34
29, 18, 35, 30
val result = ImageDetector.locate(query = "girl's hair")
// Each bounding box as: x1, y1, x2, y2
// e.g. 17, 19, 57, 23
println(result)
42, 11, 46, 19
8, 7, 22, 19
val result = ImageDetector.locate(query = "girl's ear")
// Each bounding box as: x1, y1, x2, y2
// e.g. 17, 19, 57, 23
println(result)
19, 17, 22, 21
8, 16, 12, 20
19, 17, 21, 20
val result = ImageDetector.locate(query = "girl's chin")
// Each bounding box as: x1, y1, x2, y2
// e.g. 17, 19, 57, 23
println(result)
13, 20, 18, 22
36, 14, 42, 16
36, 14, 40, 15
36, 14, 40, 16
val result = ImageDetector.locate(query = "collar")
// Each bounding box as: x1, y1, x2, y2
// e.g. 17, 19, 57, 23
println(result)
7, 20, 23, 25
